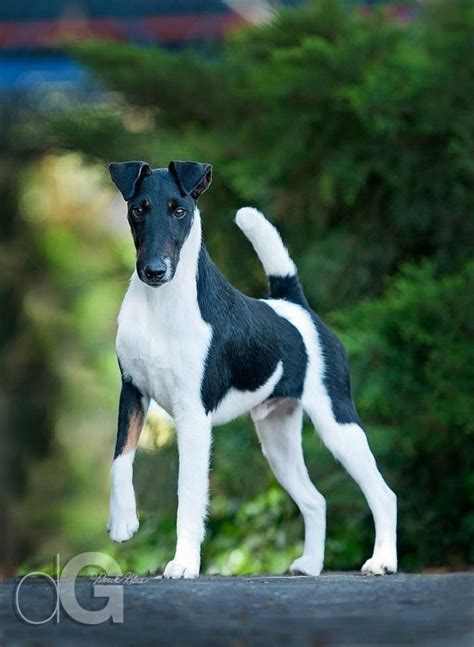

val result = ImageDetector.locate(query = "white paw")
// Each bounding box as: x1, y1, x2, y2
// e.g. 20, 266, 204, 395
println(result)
289, 555, 323, 576
361, 552, 397, 575
163, 559, 199, 579
107, 507, 139, 543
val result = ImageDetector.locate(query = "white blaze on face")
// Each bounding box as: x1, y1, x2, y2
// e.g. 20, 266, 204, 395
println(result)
163, 256, 173, 282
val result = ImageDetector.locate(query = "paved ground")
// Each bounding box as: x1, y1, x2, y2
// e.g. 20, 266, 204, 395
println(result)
1, 573, 472, 646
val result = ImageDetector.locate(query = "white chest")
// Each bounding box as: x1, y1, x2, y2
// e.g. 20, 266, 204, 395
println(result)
116, 272, 212, 416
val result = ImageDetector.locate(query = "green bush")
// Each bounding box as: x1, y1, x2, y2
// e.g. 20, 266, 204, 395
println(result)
62, 0, 474, 311
334, 261, 474, 568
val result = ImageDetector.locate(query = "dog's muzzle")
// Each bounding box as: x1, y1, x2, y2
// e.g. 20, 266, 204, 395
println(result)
139, 258, 173, 287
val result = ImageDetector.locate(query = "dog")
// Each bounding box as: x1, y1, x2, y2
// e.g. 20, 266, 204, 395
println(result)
107, 159, 397, 579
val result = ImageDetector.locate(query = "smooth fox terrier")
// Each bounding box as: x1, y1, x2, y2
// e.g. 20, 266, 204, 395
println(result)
107, 159, 397, 579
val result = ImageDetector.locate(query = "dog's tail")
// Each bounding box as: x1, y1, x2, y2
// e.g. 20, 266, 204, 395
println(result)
235, 207, 307, 306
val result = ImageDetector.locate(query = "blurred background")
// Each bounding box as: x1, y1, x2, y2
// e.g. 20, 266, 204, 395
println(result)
0, 0, 472, 577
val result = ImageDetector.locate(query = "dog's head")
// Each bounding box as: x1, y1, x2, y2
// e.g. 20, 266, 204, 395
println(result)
109, 160, 212, 287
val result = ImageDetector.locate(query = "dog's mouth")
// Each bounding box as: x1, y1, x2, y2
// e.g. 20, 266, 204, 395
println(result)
138, 274, 172, 288
138, 268, 175, 288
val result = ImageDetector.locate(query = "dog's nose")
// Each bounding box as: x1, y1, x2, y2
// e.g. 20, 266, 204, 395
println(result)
143, 261, 167, 282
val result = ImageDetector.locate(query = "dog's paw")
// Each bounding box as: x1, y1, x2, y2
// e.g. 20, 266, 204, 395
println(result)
361, 552, 397, 576
107, 507, 139, 543
289, 555, 323, 576
163, 559, 199, 580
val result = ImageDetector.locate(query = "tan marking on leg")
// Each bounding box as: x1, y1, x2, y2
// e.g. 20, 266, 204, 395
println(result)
123, 409, 145, 453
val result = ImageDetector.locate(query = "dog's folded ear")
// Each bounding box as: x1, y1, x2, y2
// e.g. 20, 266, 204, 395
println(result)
109, 161, 151, 201
168, 161, 212, 200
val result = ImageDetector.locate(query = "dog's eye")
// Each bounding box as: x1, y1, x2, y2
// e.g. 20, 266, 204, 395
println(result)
132, 206, 144, 219
175, 207, 187, 219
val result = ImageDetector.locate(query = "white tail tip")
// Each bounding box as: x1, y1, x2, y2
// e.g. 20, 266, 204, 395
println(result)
235, 207, 296, 277
235, 207, 267, 234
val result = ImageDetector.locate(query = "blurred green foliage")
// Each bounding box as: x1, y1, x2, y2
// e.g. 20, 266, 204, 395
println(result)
2, 0, 473, 576
61, 0, 474, 310
336, 261, 474, 568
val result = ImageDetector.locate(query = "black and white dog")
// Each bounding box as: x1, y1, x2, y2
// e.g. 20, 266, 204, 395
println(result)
107, 160, 397, 579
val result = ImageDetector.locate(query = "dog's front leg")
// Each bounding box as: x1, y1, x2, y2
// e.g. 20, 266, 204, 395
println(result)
107, 375, 148, 542
164, 408, 212, 579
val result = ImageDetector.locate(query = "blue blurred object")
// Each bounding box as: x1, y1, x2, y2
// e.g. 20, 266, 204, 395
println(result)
0, 0, 278, 92
0, 55, 86, 89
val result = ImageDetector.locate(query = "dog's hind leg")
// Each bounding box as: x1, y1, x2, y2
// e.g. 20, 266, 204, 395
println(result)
303, 395, 397, 575
252, 400, 326, 576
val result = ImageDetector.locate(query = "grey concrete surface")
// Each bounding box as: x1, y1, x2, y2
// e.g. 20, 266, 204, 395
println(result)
1, 573, 473, 646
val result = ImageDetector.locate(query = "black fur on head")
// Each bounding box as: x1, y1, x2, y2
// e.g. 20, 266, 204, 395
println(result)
109, 160, 212, 287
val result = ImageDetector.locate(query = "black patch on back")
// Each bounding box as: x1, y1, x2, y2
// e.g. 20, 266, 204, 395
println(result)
197, 248, 308, 415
